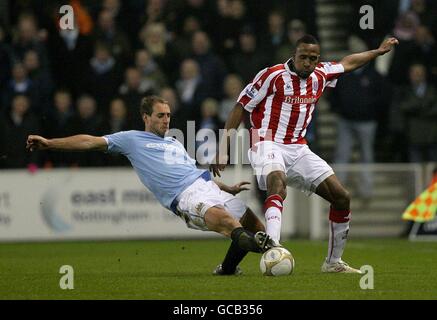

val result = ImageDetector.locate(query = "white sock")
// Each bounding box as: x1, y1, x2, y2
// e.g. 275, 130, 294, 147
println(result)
265, 207, 282, 243
327, 221, 350, 263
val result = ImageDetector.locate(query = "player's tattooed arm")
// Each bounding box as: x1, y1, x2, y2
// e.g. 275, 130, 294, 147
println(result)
26, 135, 108, 152
340, 37, 399, 73
214, 180, 251, 195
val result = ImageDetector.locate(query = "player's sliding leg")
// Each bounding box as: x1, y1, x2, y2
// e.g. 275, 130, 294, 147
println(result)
215, 208, 266, 275
204, 206, 273, 253
264, 170, 287, 245
315, 175, 361, 274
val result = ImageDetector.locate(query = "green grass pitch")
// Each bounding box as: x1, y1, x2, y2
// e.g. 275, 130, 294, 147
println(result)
1, 239, 436, 299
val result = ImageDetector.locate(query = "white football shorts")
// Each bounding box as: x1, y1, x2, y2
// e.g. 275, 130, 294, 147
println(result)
175, 178, 247, 231
248, 141, 334, 195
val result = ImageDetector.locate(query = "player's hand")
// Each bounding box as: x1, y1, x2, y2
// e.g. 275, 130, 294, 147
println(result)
209, 153, 228, 177
227, 181, 251, 195
377, 37, 399, 55
26, 135, 49, 151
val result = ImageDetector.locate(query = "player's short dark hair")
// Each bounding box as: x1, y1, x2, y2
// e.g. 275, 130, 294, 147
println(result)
295, 34, 320, 48
140, 96, 168, 116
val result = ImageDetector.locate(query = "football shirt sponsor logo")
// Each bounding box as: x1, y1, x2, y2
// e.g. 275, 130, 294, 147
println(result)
284, 96, 317, 104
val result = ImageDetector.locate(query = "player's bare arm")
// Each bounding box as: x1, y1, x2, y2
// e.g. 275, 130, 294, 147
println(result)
26, 135, 108, 152
340, 37, 399, 73
214, 180, 251, 195
210, 103, 245, 177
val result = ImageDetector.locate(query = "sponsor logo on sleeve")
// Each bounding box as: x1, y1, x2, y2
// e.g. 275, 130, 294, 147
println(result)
246, 85, 259, 98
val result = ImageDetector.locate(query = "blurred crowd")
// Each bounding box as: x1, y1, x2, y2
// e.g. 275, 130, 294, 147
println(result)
343, 0, 437, 166
0, 0, 436, 170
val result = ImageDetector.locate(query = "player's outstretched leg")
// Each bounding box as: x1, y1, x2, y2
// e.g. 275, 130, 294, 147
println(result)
316, 175, 362, 274
204, 206, 269, 251
213, 229, 278, 276
206, 207, 277, 275
230, 227, 272, 253
214, 208, 266, 275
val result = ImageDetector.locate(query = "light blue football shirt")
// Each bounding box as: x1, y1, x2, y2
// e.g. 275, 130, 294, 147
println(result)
104, 130, 209, 210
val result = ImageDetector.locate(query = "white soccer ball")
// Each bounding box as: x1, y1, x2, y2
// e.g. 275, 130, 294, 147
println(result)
260, 247, 295, 276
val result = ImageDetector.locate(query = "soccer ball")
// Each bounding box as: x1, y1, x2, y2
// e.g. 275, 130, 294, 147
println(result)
260, 247, 295, 276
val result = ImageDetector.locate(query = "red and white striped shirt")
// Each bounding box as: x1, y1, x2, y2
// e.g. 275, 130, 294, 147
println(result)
237, 60, 344, 145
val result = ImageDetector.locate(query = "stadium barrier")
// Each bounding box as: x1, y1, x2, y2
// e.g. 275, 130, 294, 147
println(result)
0, 163, 435, 242
0, 167, 269, 241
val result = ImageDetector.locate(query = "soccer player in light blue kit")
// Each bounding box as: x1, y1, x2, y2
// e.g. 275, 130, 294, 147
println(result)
27, 96, 276, 275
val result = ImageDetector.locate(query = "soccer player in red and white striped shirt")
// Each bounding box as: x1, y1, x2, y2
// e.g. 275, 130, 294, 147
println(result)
210, 34, 398, 273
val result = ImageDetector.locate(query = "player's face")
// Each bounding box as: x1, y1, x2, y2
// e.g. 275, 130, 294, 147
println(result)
145, 102, 171, 137
292, 43, 320, 79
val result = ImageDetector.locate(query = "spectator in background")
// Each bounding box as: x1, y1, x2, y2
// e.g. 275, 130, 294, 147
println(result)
388, 11, 420, 85
393, 10, 420, 41
11, 13, 49, 68
159, 86, 187, 135
413, 26, 437, 85
47, 19, 94, 97
190, 31, 227, 100
0, 95, 40, 168
196, 98, 224, 165
66, 95, 104, 167
275, 19, 307, 64
44, 0, 94, 97
2, 62, 39, 114
101, 0, 122, 17
175, 0, 215, 36
212, 0, 250, 58
23, 49, 53, 114
102, 98, 130, 166
138, 22, 180, 84
175, 58, 207, 123
386, 17, 437, 86
330, 36, 391, 200
119, 67, 154, 130
44, 89, 74, 139
259, 10, 287, 61
140, 0, 170, 26
409, 0, 436, 29
229, 27, 268, 84
197, 98, 223, 132
43, 89, 74, 167
218, 74, 243, 124
172, 15, 202, 59
135, 48, 167, 92
102, 98, 129, 134
100, 0, 136, 45
86, 42, 122, 113
396, 64, 437, 162
94, 9, 132, 67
